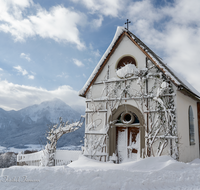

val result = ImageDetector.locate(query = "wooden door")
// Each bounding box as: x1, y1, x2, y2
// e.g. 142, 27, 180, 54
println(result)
116, 127, 139, 163
128, 127, 139, 160
116, 127, 127, 163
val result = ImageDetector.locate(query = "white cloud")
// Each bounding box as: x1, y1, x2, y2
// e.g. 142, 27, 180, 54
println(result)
0, 68, 3, 71
89, 44, 101, 57
126, 0, 200, 93
30, 71, 36, 75
28, 75, 34, 79
0, 0, 85, 49
0, 79, 85, 110
93, 49, 100, 57
71, 0, 125, 17
73, 58, 84, 67
91, 15, 103, 28
29, 6, 86, 50
20, 53, 31, 62
56, 72, 69, 78
13, 65, 35, 80
14, 65, 28, 75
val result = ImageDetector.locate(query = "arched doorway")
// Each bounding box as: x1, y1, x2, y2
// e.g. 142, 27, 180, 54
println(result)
108, 105, 145, 163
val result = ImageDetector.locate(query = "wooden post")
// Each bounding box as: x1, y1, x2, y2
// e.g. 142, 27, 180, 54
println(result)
146, 57, 150, 157
105, 66, 109, 160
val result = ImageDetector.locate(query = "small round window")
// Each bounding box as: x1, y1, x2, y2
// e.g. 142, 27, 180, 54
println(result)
121, 112, 135, 124
116, 56, 136, 70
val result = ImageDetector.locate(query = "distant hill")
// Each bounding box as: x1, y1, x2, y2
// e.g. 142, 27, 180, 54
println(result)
0, 98, 85, 148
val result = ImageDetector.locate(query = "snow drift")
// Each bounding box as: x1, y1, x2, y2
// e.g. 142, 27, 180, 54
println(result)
0, 156, 200, 190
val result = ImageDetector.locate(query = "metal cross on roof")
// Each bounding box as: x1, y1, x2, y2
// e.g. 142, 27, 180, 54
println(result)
125, 19, 131, 30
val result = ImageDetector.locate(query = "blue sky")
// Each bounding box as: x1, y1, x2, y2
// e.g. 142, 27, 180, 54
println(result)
0, 0, 200, 110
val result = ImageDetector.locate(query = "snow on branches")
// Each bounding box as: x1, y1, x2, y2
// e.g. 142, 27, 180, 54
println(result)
41, 117, 84, 166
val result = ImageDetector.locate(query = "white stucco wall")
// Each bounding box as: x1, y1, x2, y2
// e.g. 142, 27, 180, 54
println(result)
176, 91, 199, 162
85, 35, 147, 130
95, 35, 146, 84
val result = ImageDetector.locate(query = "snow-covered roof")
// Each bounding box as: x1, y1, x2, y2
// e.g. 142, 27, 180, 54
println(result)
79, 26, 125, 97
79, 26, 200, 99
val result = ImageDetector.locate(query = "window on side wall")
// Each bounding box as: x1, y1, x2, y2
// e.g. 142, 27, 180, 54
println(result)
189, 106, 195, 145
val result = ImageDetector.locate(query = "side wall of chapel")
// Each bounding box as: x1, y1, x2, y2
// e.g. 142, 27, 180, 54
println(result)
176, 91, 200, 162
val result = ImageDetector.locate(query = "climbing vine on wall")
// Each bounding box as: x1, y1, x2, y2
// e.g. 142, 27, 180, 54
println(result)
84, 60, 178, 160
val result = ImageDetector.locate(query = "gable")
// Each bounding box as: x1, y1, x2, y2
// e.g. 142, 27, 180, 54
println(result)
95, 35, 146, 83
79, 27, 200, 100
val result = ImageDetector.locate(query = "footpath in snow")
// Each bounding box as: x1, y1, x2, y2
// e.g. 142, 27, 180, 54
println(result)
0, 155, 200, 190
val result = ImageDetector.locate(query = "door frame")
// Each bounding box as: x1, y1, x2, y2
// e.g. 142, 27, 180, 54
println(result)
108, 104, 145, 159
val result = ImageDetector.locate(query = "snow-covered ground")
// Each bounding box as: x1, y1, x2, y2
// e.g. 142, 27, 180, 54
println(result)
1, 155, 200, 190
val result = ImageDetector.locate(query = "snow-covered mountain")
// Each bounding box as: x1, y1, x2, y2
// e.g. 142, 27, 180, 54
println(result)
18, 98, 81, 123
0, 99, 85, 149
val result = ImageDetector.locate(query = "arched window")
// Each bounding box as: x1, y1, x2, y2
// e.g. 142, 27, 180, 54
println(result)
116, 56, 137, 78
189, 106, 195, 145
116, 56, 136, 70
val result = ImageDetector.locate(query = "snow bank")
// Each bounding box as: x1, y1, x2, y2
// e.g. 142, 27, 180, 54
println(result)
68, 155, 182, 172
1, 156, 200, 190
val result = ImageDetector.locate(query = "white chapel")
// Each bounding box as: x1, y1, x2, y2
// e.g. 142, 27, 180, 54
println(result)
79, 26, 200, 163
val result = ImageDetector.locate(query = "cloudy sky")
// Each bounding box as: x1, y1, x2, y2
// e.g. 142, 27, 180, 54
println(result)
0, 0, 200, 111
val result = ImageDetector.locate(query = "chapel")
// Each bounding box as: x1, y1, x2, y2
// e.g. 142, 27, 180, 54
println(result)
79, 26, 200, 163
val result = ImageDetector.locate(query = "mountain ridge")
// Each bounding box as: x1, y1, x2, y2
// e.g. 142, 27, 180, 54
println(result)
0, 98, 85, 148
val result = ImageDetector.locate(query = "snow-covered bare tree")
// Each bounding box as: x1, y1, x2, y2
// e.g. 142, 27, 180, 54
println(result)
41, 116, 84, 166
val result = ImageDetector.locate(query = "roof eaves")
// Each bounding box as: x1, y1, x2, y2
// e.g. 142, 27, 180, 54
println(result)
178, 85, 200, 101
79, 27, 126, 97
127, 31, 200, 99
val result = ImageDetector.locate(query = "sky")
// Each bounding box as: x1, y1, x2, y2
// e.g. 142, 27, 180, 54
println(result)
0, 0, 200, 111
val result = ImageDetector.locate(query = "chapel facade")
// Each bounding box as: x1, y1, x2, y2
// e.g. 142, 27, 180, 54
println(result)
79, 27, 200, 163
